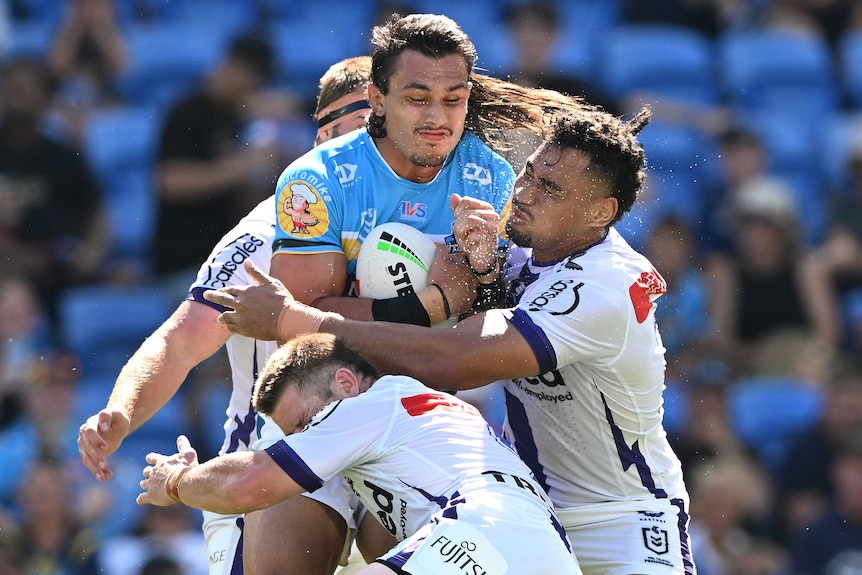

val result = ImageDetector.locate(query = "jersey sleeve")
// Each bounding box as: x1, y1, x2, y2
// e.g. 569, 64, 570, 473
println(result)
500, 271, 629, 374
264, 391, 393, 491
272, 151, 346, 257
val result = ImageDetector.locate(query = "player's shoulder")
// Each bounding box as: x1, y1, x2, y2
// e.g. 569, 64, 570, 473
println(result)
456, 132, 514, 172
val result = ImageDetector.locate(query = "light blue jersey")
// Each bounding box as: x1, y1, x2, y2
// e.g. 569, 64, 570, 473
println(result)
272, 129, 514, 295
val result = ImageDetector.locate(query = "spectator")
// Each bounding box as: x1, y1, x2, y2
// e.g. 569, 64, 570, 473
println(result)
643, 215, 712, 379
815, 131, 862, 300
14, 459, 101, 575
0, 56, 110, 327
0, 276, 53, 387
501, 1, 617, 113
687, 456, 787, 575
780, 359, 862, 540
152, 32, 279, 301
46, 0, 127, 146
789, 429, 862, 575
708, 176, 842, 372
98, 505, 207, 575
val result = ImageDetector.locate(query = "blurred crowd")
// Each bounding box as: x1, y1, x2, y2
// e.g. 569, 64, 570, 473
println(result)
1, 0, 862, 574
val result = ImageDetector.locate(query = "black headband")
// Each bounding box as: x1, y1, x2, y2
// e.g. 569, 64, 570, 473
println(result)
316, 100, 371, 129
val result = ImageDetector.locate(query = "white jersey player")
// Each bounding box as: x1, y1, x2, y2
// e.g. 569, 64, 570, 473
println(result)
206, 107, 699, 574
137, 334, 581, 575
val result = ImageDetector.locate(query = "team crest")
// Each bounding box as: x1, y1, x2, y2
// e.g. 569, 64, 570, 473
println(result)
278, 181, 329, 238
642, 526, 669, 555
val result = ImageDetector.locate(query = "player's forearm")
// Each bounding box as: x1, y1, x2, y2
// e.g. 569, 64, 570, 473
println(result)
173, 453, 300, 514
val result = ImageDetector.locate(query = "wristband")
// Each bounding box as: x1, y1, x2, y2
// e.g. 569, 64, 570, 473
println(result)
466, 254, 497, 277
429, 283, 451, 320
277, 300, 329, 342
371, 291, 431, 326
166, 466, 191, 503
474, 279, 505, 311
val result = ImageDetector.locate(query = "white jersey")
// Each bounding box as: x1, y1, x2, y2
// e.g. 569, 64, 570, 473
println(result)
265, 376, 568, 548
189, 196, 279, 455
495, 228, 687, 511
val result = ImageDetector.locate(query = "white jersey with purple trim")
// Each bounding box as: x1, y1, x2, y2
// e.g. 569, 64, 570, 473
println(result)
264, 376, 568, 548
495, 227, 687, 510
271, 129, 513, 296
187, 196, 279, 456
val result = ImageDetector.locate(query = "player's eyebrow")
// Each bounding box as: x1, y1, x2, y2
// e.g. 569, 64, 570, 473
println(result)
402, 81, 470, 93
525, 160, 564, 193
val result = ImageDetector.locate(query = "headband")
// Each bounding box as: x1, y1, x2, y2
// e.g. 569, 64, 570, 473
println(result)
316, 100, 371, 129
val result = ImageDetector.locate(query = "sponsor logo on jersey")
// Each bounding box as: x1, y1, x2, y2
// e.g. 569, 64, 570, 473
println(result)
397, 200, 427, 222
463, 162, 491, 185
401, 393, 481, 418
333, 161, 357, 184
203, 233, 267, 288
629, 268, 666, 323
278, 180, 330, 238
350, 478, 409, 539
527, 279, 583, 315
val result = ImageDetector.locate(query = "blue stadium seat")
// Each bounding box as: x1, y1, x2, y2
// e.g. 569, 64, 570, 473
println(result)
83, 105, 162, 263
818, 111, 862, 193
58, 285, 174, 378
728, 377, 824, 479
114, 22, 226, 109
4, 19, 55, 59
269, 18, 366, 98
597, 24, 718, 106
718, 29, 838, 126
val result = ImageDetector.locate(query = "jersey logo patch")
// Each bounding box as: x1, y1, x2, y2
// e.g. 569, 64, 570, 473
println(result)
278, 181, 329, 238
642, 526, 669, 555
628, 268, 666, 323
401, 394, 481, 418
463, 162, 491, 185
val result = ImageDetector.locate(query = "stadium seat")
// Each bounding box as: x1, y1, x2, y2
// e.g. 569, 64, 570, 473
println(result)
83, 105, 161, 263
4, 18, 55, 59
597, 24, 718, 106
728, 377, 824, 479
114, 22, 226, 109
718, 29, 838, 126
269, 17, 366, 99
818, 111, 862, 193
57, 285, 174, 379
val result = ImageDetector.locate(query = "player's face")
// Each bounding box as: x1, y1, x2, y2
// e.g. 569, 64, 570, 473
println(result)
370, 50, 470, 175
315, 92, 370, 145
270, 385, 334, 436
505, 144, 617, 262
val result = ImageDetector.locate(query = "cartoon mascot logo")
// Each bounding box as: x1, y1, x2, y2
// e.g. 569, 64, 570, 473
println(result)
279, 182, 329, 238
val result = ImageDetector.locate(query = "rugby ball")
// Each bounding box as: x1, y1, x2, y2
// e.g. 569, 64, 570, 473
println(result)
356, 223, 458, 328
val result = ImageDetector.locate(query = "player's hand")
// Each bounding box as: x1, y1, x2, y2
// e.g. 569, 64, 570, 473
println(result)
450, 194, 500, 276
204, 259, 293, 341
137, 435, 198, 506
204, 259, 334, 343
78, 409, 131, 481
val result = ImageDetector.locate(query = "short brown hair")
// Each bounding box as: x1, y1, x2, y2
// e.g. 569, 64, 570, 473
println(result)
253, 333, 379, 415
314, 56, 372, 118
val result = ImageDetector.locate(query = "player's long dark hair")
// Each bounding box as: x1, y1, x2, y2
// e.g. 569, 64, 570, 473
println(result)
367, 13, 592, 150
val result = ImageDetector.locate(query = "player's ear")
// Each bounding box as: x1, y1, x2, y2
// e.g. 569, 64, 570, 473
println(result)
367, 84, 384, 116
332, 368, 361, 398
590, 196, 618, 228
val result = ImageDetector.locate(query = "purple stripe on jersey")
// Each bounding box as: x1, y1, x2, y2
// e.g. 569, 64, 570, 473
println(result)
230, 516, 244, 575
601, 392, 668, 499
503, 388, 550, 495
672, 497, 697, 575
227, 341, 260, 453
265, 441, 325, 493
505, 308, 557, 373
188, 286, 230, 313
